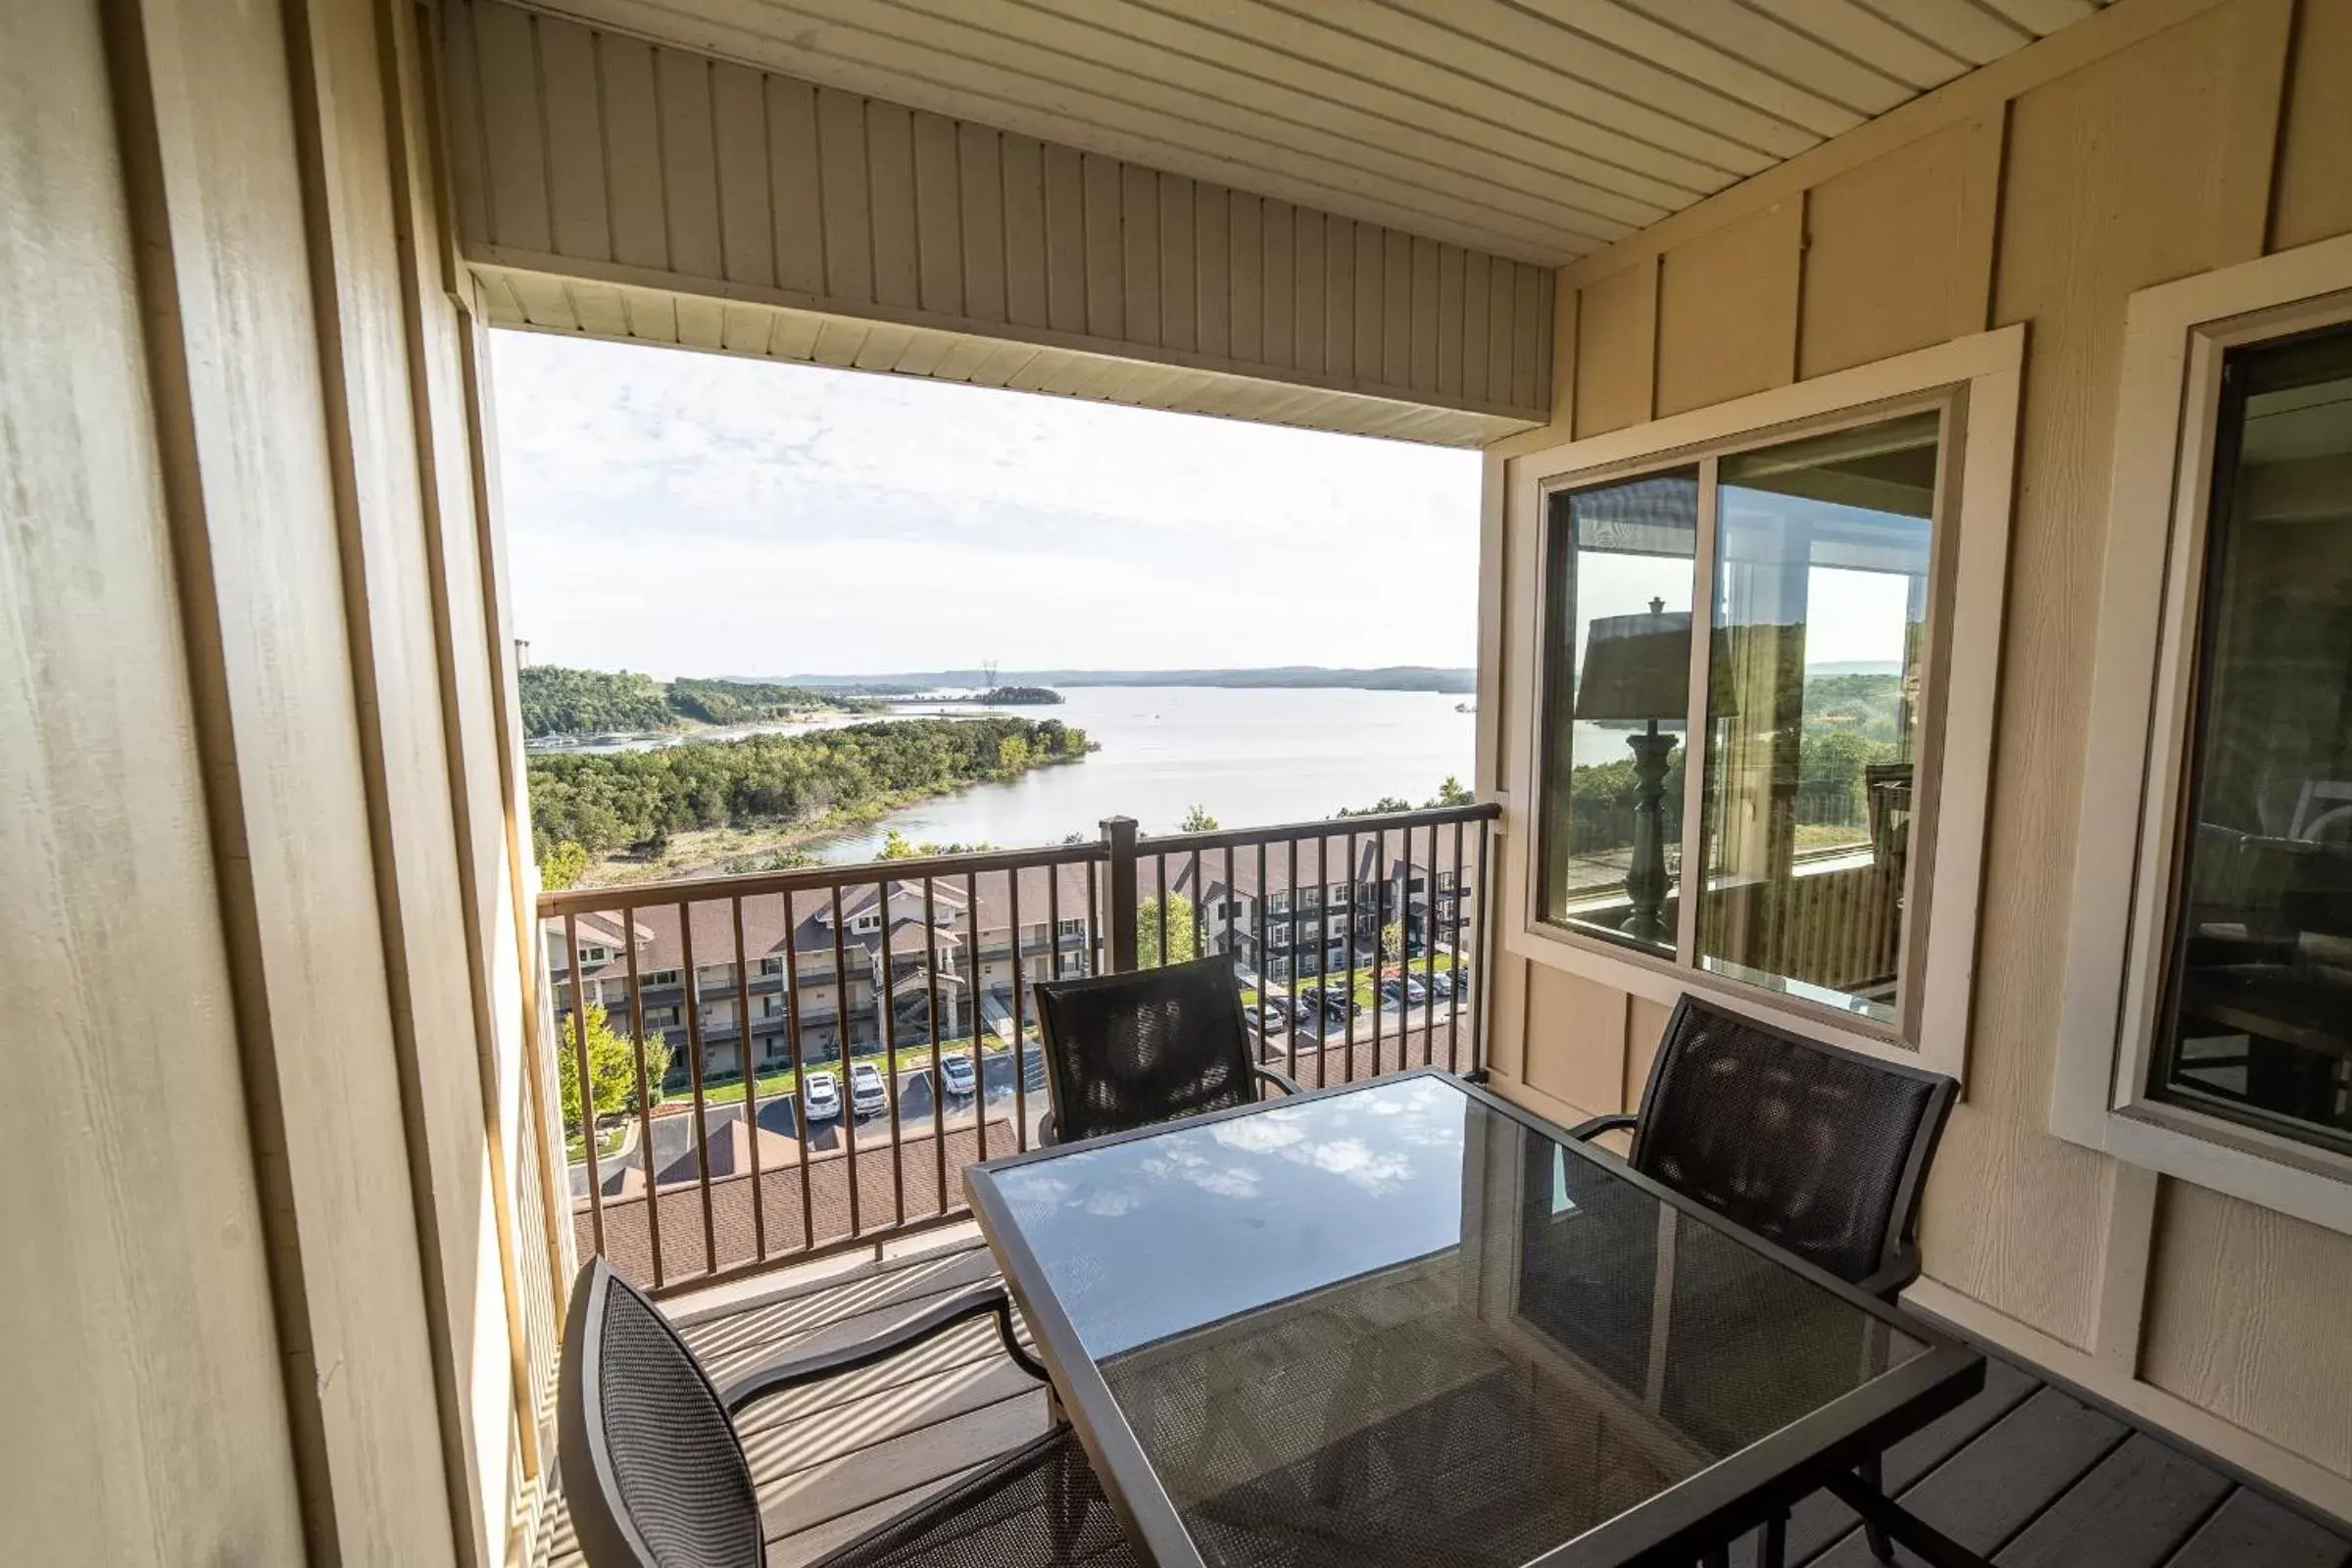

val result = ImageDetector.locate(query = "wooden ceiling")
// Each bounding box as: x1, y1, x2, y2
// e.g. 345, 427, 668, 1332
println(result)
509, 0, 2110, 266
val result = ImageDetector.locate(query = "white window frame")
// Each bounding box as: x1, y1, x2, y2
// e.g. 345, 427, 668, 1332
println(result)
1503, 325, 2024, 1082
2052, 232, 2352, 1235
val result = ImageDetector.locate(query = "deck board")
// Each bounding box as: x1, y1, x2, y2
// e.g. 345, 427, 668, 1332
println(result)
2165, 1488, 2352, 1568
1745, 1356, 2040, 1567
535, 1237, 2352, 1568
1812, 1387, 2130, 1567
1996, 1434, 2232, 1567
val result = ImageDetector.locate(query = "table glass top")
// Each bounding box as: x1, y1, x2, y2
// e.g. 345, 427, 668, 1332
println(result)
987, 1074, 1930, 1568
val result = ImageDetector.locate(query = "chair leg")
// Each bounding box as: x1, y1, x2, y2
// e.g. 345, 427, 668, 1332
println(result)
1700, 1548, 1730, 1568
1760, 1509, 1788, 1568
1859, 1450, 1893, 1563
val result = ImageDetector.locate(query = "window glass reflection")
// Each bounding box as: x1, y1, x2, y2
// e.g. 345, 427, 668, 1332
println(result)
1538, 470, 1698, 954
1697, 412, 1941, 1023
2155, 324, 2352, 1150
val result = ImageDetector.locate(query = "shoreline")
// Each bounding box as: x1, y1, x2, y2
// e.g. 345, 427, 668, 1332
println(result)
571, 754, 1085, 888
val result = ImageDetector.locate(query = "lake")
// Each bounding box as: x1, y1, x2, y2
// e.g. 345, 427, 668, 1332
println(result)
808, 686, 1647, 860
540, 682, 1653, 861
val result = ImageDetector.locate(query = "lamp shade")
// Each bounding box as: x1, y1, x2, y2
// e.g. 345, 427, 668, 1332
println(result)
1576, 606, 1691, 721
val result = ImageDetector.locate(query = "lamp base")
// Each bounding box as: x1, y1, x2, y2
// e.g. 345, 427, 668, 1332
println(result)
1620, 725, 1676, 946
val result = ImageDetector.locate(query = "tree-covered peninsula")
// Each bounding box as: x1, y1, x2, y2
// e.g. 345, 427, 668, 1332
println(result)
529, 715, 1091, 876
518, 663, 872, 738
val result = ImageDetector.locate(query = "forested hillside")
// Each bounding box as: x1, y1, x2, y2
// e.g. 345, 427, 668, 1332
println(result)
528, 715, 1091, 861
517, 664, 864, 736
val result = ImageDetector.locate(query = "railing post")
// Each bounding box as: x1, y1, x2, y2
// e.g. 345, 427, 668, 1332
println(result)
1101, 815, 1139, 972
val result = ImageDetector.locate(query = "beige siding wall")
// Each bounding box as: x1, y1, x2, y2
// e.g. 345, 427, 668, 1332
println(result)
435, 0, 1553, 445
4, 0, 557, 1561
1484, 0, 2352, 1512
0, 4, 307, 1560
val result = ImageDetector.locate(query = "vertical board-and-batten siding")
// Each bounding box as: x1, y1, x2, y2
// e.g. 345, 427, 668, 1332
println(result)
1487, 0, 2352, 1515
8, 0, 571, 1560
438, 0, 1550, 443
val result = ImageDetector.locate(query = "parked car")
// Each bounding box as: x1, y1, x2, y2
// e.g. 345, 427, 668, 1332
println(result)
801, 1070, 840, 1121
849, 1059, 889, 1118
1425, 969, 1455, 1001
1379, 975, 1428, 1008
939, 1052, 977, 1099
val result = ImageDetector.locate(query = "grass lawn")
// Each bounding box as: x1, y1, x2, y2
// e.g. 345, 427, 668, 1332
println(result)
564, 1119, 630, 1164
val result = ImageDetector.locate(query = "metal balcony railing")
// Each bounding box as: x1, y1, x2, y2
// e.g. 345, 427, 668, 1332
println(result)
535, 800, 1500, 1295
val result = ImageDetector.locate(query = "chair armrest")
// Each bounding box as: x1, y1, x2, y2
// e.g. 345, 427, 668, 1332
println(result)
1037, 1111, 1057, 1148
718, 1282, 1048, 1414
1565, 1113, 1639, 1143
1252, 1064, 1303, 1098
1856, 1244, 1922, 1303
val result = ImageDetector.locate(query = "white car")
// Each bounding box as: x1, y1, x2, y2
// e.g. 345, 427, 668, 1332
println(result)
801, 1070, 840, 1122
939, 1052, 977, 1098
849, 1059, 890, 1118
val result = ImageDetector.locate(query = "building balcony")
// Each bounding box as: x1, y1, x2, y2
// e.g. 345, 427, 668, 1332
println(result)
530, 1231, 2352, 1568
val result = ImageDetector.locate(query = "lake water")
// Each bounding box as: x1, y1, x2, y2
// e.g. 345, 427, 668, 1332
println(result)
539, 683, 1649, 860
811, 686, 1649, 860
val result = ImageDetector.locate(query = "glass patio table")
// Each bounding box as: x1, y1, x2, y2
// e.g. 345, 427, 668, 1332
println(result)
967, 1069, 1984, 1568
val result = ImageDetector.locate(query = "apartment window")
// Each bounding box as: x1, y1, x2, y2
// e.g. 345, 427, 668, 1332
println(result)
1534, 410, 1943, 1029
2033, 240, 2352, 1226
2147, 323, 2352, 1153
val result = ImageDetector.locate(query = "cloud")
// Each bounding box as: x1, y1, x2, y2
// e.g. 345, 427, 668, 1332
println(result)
490, 331, 1480, 674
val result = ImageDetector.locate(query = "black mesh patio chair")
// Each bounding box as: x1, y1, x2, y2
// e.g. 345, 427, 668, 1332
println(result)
1569, 994, 1957, 1567
1032, 952, 1302, 1147
558, 1257, 1136, 1568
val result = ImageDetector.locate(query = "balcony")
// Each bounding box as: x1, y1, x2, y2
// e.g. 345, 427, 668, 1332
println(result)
532, 1229, 2352, 1568
539, 803, 1497, 1297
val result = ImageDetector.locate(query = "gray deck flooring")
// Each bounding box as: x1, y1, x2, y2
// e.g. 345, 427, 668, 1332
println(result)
535, 1235, 2351, 1568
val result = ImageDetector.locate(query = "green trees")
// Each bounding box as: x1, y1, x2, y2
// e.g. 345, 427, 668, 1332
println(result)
526, 716, 1083, 861
665, 676, 835, 725
517, 666, 672, 735
557, 1001, 671, 1133
1335, 779, 1482, 816
1178, 805, 1219, 832
880, 829, 990, 859
1137, 894, 1199, 965
517, 664, 857, 737
539, 839, 590, 890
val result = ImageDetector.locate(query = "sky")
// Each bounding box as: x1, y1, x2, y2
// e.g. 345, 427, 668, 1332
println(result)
488, 332, 1483, 679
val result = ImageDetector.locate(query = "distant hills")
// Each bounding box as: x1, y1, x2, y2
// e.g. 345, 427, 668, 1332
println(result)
760, 665, 1478, 695
518, 664, 870, 737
